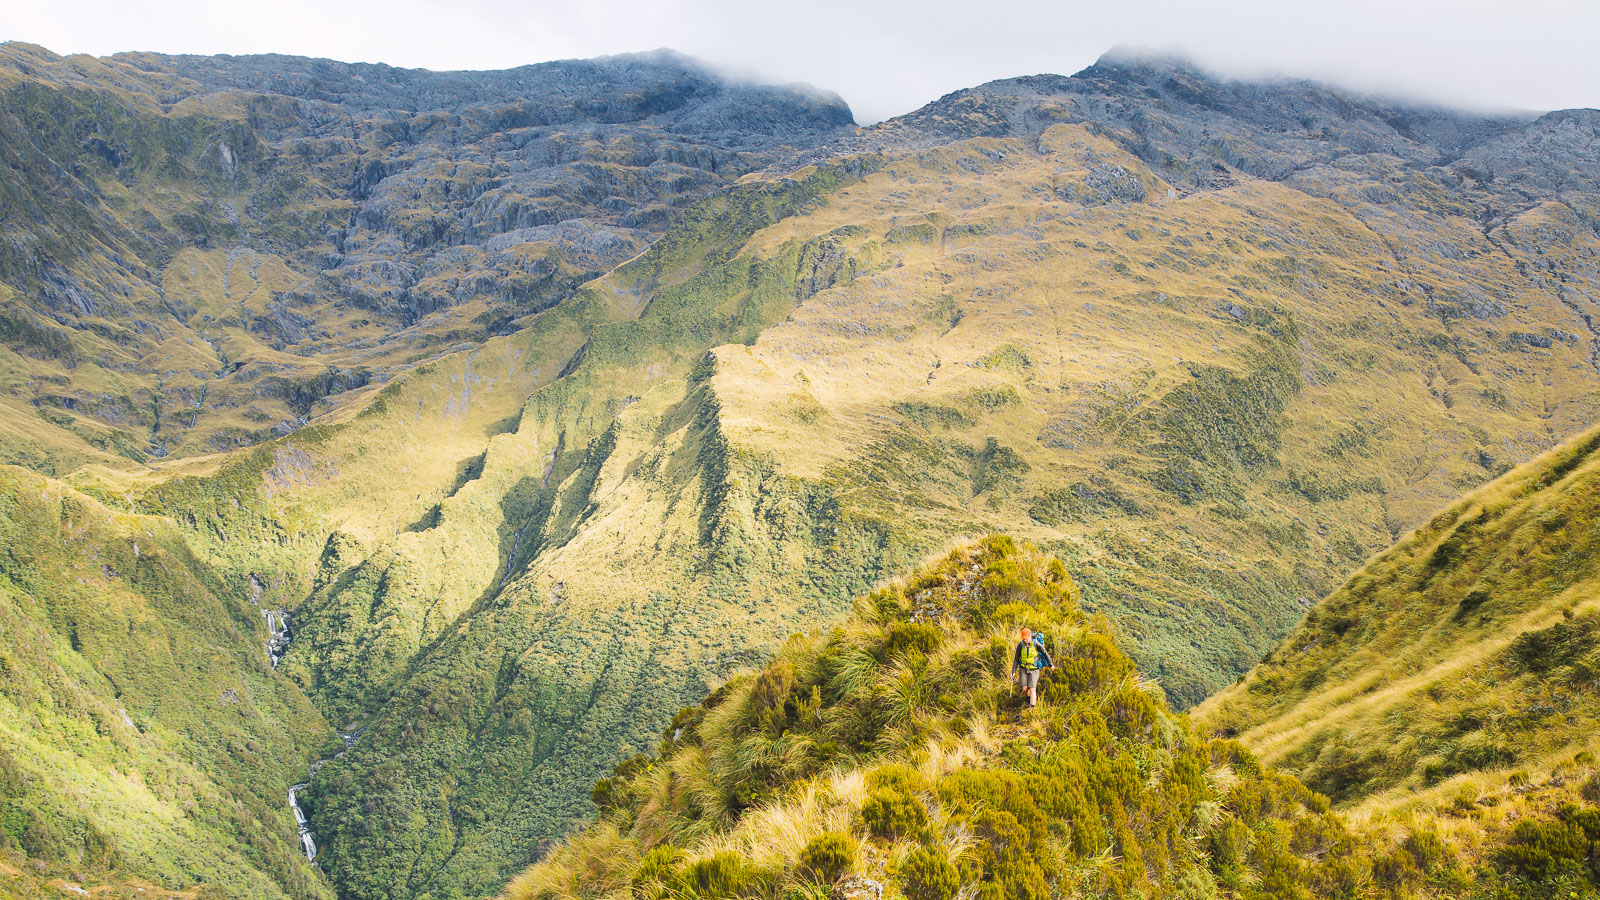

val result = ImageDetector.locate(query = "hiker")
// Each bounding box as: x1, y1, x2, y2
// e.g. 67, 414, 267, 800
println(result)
1011, 627, 1055, 707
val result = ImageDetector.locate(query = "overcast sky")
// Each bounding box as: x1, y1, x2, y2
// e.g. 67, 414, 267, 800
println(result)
5, 0, 1597, 123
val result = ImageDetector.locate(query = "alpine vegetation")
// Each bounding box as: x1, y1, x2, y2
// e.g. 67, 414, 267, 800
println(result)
511, 537, 1600, 899
2, 36, 1600, 900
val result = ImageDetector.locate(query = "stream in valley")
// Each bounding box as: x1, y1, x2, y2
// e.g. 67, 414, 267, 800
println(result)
257, 580, 362, 863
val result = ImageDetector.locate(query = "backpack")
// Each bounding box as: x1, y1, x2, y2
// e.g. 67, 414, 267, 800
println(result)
1018, 640, 1038, 670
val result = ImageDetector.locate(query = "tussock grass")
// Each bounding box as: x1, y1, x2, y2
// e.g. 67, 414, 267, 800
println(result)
504, 537, 1522, 900
1199, 422, 1600, 882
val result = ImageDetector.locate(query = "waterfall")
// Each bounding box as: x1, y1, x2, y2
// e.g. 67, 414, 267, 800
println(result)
288, 784, 317, 861
264, 608, 290, 667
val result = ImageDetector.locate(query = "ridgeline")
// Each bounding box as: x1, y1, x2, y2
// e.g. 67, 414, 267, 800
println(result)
2, 41, 1600, 899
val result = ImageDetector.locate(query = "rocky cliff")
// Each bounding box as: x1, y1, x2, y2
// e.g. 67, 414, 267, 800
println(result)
0, 43, 852, 467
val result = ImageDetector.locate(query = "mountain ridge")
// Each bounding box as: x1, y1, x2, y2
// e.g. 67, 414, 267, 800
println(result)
0, 40, 854, 470
508, 533, 1600, 900
2, 43, 1600, 900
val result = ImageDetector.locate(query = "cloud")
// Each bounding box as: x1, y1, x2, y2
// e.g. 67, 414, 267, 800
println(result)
4, 0, 1597, 123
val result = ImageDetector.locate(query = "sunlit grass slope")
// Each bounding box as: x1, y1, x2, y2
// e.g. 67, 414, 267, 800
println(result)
298, 160, 905, 900
1197, 421, 1600, 852
709, 122, 1600, 705
506, 537, 1600, 900
0, 467, 331, 898
268, 120, 1600, 898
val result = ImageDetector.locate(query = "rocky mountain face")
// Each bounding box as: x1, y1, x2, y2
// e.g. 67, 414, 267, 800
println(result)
3, 45, 1600, 900
0, 43, 852, 468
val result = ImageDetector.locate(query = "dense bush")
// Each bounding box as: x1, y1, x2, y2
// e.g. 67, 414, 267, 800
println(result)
592, 753, 653, 811
859, 787, 928, 841
798, 832, 856, 884
1498, 807, 1600, 882
0, 471, 329, 898
509, 537, 1569, 900
898, 846, 959, 900
865, 763, 927, 796
883, 622, 942, 660
1510, 617, 1600, 674
682, 852, 768, 898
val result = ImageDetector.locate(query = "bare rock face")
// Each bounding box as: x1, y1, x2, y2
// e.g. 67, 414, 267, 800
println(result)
831, 875, 884, 900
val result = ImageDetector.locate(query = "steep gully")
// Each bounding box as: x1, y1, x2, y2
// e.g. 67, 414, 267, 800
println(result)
254, 577, 362, 863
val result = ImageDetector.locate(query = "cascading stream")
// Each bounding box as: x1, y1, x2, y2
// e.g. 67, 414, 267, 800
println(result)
288, 784, 317, 861
264, 608, 290, 668
257, 581, 365, 863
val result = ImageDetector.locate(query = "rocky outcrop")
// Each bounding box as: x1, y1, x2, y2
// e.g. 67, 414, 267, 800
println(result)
0, 44, 856, 465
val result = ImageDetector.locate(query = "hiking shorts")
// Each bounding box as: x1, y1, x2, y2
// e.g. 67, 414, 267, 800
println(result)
1018, 668, 1040, 693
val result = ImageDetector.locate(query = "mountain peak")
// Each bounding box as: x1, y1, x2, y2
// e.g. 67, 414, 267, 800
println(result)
1083, 43, 1215, 78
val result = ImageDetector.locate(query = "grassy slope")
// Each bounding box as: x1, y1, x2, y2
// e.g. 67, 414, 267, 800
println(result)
708, 123, 1600, 706
5, 54, 1599, 900
1197, 422, 1600, 824
0, 161, 776, 899
507, 537, 1597, 900
251, 122, 1600, 898
0, 467, 331, 898
298, 161, 916, 900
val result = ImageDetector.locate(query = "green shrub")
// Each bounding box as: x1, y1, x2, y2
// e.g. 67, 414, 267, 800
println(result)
1104, 680, 1161, 737
869, 587, 911, 621
898, 846, 959, 900
1372, 847, 1417, 886
1583, 774, 1600, 805
985, 636, 1012, 677
1400, 829, 1450, 873
682, 851, 765, 898
1209, 818, 1251, 876
1510, 619, 1600, 673
1049, 632, 1133, 697
592, 753, 652, 812
661, 705, 707, 750
860, 787, 928, 840
977, 560, 1045, 611
1494, 807, 1600, 884
1454, 588, 1490, 621
1498, 820, 1586, 882
985, 602, 1035, 630
634, 845, 687, 891
798, 831, 856, 884
967, 809, 1047, 900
